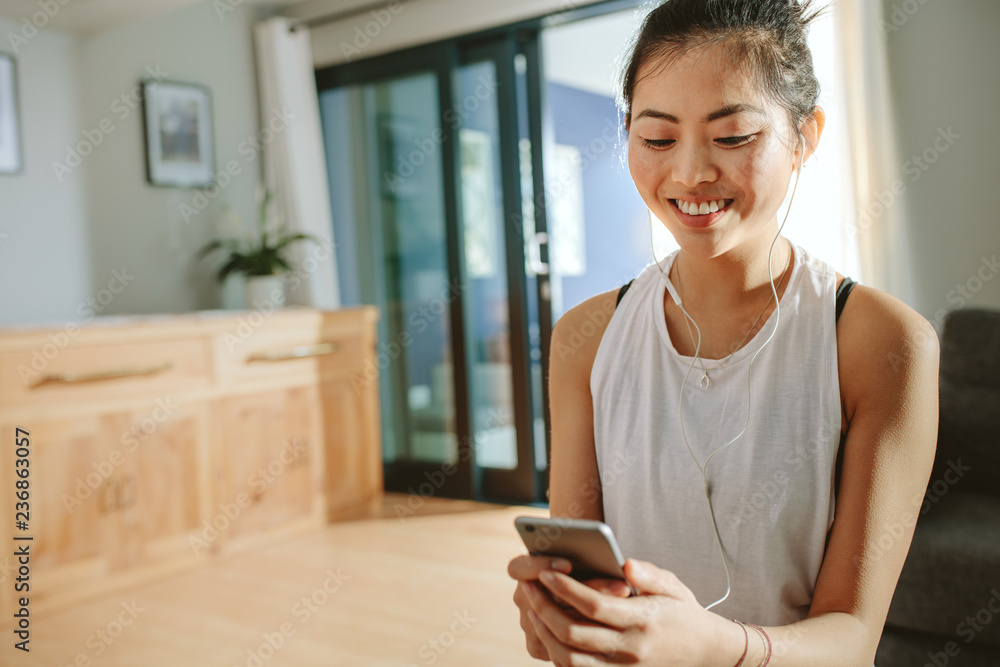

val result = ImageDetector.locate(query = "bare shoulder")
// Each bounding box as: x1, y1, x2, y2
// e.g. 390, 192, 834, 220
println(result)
835, 275, 940, 422
550, 288, 622, 377
546, 287, 622, 518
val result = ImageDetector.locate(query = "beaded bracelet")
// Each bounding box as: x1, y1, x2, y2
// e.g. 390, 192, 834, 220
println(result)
731, 620, 749, 667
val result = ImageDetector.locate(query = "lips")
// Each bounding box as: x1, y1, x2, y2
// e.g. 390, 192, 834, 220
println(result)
668, 199, 734, 229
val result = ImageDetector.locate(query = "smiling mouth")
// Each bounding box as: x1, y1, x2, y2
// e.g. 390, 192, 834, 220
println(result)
670, 199, 735, 216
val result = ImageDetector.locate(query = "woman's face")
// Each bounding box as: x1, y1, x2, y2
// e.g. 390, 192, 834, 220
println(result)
627, 44, 802, 258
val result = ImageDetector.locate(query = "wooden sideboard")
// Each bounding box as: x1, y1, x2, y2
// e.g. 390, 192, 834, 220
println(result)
0, 307, 382, 621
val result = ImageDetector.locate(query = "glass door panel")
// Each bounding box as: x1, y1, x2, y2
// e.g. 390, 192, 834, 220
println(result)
455, 59, 519, 471
320, 71, 460, 475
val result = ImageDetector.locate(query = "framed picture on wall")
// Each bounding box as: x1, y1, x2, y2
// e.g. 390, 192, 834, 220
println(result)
0, 52, 23, 175
141, 78, 215, 188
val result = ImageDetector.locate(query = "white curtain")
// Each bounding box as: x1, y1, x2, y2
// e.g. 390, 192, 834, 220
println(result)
836, 0, 915, 303
253, 16, 340, 309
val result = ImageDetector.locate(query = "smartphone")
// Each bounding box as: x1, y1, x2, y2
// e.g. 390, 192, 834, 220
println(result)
514, 516, 638, 596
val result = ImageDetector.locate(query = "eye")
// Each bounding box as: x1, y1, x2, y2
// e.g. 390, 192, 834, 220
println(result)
716, 134, 758, 147
641, 138, 674, 150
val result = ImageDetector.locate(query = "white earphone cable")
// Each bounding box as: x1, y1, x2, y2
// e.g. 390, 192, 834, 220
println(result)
648, 142, 806, 610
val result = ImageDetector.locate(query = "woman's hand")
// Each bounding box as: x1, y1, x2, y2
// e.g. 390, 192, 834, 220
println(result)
523, 558, 745, 667
508, 554, 633, 662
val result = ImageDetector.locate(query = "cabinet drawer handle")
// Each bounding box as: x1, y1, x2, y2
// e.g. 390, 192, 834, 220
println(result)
121, 473, 137, 510
246, 342, 340, 363
99, 479, 119, 514
32, 362, 174, 388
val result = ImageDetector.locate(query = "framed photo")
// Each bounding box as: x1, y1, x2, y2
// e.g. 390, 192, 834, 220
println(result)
141, 78, 215, 188
0, 51, 22, 175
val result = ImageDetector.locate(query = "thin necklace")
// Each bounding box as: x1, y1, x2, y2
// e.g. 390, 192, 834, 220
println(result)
673, 244, 792, 390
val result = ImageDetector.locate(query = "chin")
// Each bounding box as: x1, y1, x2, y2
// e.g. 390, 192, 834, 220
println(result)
654, 217, 734, 258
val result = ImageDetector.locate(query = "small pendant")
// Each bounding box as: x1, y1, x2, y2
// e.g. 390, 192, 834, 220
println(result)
700, 371, 712, 390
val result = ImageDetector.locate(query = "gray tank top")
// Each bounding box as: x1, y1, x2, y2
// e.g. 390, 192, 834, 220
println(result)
591, 242, 843, 627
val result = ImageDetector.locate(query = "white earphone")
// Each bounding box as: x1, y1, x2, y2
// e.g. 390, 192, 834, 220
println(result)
648, 138, 807, 610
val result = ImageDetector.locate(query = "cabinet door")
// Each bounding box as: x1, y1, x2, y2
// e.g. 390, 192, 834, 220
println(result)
111, 399, 208, 570
5, 416, 116, 607
215, 386, 319, 543
322, 375, 383, 516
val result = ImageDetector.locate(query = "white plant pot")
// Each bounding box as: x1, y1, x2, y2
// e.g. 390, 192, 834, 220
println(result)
245, 275, 285, 310
221, 274, 245, 310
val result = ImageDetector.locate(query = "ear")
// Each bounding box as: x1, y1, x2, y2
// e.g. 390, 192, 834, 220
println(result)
794, 105, 827, 170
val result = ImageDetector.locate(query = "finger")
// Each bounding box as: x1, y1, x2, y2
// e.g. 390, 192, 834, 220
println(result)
516, 583, 553, 661
528, 608, 568, 665
530, 594, 631, 657
519, 607, 551, 661
525, 578, 631, 656
508, 554, 573, 581
528, 592, 643, 665
529, 609, 607, 667
537, 571, 635, 630
583, 578, 632, 598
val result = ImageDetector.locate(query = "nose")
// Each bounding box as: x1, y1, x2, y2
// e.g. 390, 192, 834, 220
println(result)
671, 141, 719, 188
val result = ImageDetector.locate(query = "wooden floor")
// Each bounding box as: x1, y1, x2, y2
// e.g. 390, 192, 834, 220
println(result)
7, 495, 549, 666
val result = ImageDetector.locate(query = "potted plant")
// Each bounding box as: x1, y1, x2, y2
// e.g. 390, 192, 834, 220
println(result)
197, 187, 321, 309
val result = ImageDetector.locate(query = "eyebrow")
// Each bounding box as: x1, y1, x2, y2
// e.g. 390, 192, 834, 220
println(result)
633, 103, 766, 124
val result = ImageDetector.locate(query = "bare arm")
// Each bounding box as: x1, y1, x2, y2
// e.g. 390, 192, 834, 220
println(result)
547, 290, 619, 521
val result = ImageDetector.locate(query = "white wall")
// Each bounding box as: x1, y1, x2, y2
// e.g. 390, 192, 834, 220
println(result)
77, 0, 265, 316
0, 0, 271, 325
0, 21, 92, 327
881, 0, 1000, 325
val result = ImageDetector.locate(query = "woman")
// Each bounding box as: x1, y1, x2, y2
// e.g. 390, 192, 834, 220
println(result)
507, 0, 940, 665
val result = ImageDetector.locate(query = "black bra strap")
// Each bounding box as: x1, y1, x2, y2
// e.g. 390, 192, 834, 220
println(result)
836, 277, 857, 322
833, 277, 857, 503
616, 279, 636, 309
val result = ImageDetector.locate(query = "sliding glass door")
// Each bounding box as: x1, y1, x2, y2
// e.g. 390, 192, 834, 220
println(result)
456, 37, 551, 502
319, 46, 472, 500
317, 36, 547, 504
316, 1, 647, 505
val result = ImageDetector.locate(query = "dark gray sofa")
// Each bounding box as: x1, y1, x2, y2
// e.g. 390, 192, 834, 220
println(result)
876, 308, 1000, 667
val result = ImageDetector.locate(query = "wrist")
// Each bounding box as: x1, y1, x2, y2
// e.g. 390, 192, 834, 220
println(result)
702, 614, 747, 667
737, 622, 771, 667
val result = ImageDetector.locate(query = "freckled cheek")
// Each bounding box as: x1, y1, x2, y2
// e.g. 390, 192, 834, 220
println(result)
723, 149, 771, 203
628, 148, 668, 196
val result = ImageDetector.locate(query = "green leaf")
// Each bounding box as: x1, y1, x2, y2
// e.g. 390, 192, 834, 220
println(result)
273, 233, 320, 252
274, 256, 292, 273
196, 239, 226, 259
216, 256, 246, 283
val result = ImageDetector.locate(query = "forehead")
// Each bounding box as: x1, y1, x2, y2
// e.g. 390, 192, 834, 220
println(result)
632, 43, 774, 121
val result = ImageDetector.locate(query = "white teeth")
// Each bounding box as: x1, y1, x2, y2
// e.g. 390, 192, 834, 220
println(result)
675, 199, 729, 216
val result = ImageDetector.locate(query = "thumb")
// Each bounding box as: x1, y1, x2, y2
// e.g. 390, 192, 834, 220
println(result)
623, 559, 686, 598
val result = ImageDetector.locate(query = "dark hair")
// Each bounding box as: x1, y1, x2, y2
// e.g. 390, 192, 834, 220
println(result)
619, 0, 829, 153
